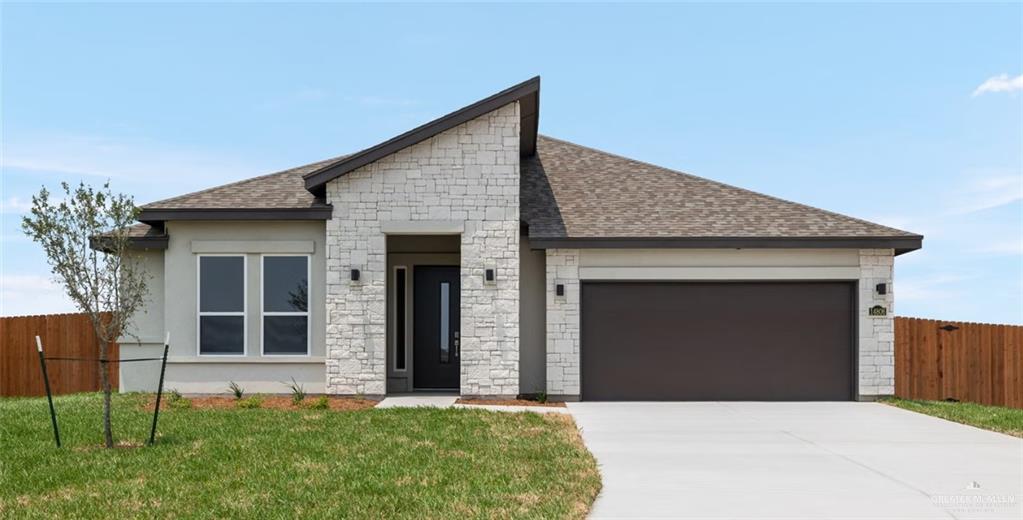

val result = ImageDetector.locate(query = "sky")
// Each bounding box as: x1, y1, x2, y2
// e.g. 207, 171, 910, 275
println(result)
1, 2, 1021, 324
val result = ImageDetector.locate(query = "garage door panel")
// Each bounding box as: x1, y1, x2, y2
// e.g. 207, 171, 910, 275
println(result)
581, 282, 854, 401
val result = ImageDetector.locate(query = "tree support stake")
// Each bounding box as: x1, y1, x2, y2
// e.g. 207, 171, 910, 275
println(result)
36, 336, 61, 448
148, 333, 170, 446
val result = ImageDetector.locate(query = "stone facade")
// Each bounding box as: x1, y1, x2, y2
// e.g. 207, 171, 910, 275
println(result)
545, 249, 581, 397
857, 248, 895, 397
324, 102, 521, 396
544, 248, 898, 400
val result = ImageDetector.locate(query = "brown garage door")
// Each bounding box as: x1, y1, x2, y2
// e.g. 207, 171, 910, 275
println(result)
581, 282, 855, 401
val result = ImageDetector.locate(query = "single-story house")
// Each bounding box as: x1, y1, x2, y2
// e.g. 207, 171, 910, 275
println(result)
120, 76, 922, 401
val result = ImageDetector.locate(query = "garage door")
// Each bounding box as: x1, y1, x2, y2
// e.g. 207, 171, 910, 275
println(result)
581, 282, 854, 401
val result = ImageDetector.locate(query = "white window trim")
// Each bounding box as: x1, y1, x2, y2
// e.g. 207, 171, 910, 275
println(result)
260, 254, 312, 357
197, 254, 247, 357
393, 265, 408, 372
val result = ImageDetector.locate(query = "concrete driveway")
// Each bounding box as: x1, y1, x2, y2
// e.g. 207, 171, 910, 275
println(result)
568, 402, 1022, 519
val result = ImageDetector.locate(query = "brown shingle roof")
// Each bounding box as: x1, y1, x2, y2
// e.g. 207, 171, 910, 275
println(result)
142, 156, 345, 210
522, 135, 918, 241
135, 134, 919, 251
126, 222, 161, 238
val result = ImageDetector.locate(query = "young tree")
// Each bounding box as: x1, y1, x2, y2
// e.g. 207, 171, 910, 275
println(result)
22, 181, 149, 448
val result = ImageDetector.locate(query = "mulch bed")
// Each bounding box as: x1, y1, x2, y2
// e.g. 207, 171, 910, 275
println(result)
146, 395, 378, 412
456, 398, 566, 408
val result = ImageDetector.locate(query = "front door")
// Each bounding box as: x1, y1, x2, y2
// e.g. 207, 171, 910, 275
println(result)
413, 266, 460, 389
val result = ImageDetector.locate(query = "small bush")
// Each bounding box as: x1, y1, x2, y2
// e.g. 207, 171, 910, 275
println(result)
165, 390, 191, 410
285, 378, 306, 405
237, 395, 263, 409
306, 395, 329, 410
228, 381, 244, 400
516, 392, 548, 404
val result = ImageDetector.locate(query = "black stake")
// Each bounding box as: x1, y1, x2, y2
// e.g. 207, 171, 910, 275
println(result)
36, 336, 61, 448
148, 338, 170, 446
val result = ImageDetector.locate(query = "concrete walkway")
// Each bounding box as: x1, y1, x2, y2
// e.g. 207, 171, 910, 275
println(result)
376, 395, 458, 408
376, 395, 566, 413
568, 402, 1022, 519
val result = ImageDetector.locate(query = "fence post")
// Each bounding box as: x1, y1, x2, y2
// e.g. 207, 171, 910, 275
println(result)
148, 333, 170, 446
36, 336, 61, 448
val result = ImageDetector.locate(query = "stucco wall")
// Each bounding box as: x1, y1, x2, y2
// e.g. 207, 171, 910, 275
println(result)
324, 102, 521, 397
545, 248, 896, 400
119, 249, 165, 391
121, 220, 327, 394
519, 235, 546, 394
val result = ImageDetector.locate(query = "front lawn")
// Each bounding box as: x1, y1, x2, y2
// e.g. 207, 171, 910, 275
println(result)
0, 393, 600, 519
882, 397, 1023, 438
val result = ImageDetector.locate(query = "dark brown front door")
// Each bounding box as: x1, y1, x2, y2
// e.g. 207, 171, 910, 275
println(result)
581, 282, 855, 401
413, 266, 460, 390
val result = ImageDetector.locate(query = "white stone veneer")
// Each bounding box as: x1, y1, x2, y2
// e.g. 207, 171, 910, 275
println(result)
324, 102, 521, 396
858, 248, 895, 397
545, 249, 580, 397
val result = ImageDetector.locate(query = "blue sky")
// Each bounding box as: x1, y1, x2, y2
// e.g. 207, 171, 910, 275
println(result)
1, 2, 1021, 323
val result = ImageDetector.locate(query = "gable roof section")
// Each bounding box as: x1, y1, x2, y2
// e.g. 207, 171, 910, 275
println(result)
521, 136, 922, 254
302, 76, 540, 193
138, 156, 344, 223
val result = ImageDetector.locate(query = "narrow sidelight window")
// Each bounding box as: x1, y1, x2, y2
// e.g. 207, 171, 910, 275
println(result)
439, 282, 450, 363
262, 255, 310, 355
198, 255, 246, 355
395, 267, 407, 371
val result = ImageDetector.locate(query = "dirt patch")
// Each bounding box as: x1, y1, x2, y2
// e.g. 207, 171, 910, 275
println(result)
145, 395, 377, 412
456, 398, 566, 408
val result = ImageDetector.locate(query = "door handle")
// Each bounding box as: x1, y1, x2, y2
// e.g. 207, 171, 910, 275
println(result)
454, 331, 460, 358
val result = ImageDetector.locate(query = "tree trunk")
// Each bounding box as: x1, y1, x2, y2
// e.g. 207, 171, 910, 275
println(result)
98, 338, 113, 448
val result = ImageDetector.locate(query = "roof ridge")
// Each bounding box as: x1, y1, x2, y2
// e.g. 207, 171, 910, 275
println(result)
537, 134, 919, 238
142, 154, 348, 208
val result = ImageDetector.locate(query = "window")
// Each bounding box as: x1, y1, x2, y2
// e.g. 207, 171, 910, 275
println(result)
198, 256, 246, 355
394, 267, 407, 371
262, 255, 310, 355
440, 281, 450, 363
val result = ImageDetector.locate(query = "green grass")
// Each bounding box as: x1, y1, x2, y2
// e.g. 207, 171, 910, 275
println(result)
0, 393, 600, 519
882, 397, 1023, 438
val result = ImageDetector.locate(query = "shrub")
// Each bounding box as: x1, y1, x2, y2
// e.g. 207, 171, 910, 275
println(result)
237, 395, 264, 409
228, 381, 244, 400
306, 395, 329, 410
166, 389, 191, 410
285, 378, 306, 405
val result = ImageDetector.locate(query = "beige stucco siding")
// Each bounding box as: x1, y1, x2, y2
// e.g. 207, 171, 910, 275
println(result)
121, 220, 327, 393
119, 249, 166, 391
519, 234, 546, 394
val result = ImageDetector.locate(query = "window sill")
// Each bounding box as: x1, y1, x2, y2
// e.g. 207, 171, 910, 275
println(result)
169, 356, 325, 364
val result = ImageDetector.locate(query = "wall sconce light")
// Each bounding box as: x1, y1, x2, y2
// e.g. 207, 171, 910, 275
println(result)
875, 283, 887, 295
351, 269, 360, 281
484, 269, 495, 283
556, 283, 565, 296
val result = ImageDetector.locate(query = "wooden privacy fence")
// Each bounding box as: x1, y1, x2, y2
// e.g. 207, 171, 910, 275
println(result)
0, 313, 118, 397
895, 317, 1023, 409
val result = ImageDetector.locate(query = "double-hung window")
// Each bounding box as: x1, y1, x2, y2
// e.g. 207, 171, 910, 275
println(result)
198, 255, 246, 355
262, 255, 310, 355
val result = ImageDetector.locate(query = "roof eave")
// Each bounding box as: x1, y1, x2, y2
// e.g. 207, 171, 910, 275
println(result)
89, 234, 170, 252
137, 206, 333, 224
527, 235, 924, 255
302, 76, 540, 192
